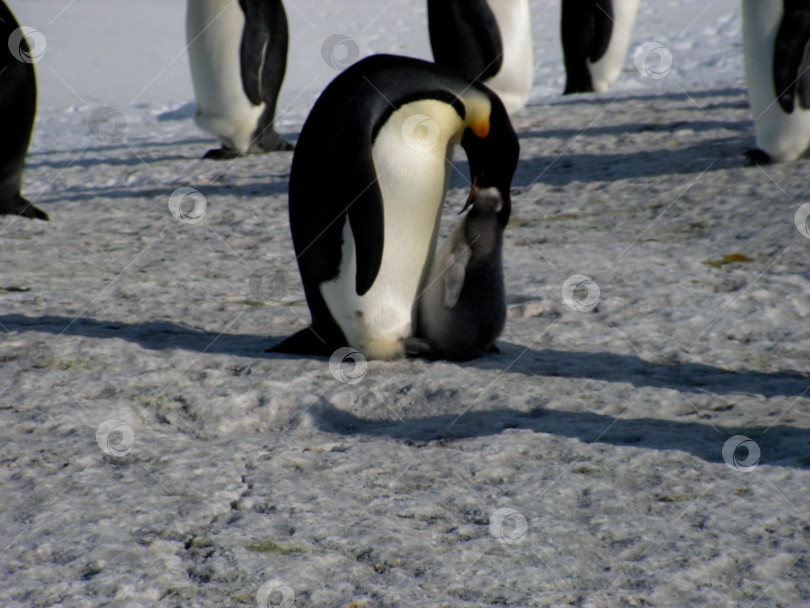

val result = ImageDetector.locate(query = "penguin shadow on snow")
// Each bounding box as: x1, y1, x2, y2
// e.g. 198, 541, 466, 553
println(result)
2, 314, 808, 402
309, 400, 810, 470
540, 86, 749, 108
37, 178, 289, 205
25, 137, 212, 160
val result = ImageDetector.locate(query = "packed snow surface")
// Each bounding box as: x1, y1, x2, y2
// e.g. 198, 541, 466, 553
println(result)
1, 1, 808, 607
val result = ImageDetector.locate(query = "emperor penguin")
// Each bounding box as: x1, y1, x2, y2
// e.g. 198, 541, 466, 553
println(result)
412, 182, 508, 361
186, 0, 293, 159
0, 0, 47, 221
270, 54, 520, 361
561, 0, 640, 94
742, 0, 810, 163
427, 0, 534, 115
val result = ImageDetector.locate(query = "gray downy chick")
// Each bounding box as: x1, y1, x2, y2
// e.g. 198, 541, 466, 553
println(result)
411, 184, 509, 361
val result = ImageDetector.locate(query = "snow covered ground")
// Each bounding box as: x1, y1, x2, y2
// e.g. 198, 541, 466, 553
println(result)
1, 0, 809, 606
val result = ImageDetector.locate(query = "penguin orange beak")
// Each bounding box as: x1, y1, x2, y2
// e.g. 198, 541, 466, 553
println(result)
460, 177, 478, 214
470, 119, 490, 139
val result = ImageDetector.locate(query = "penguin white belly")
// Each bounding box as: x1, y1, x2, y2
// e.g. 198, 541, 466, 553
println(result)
319, 100, 465, 360
484, 0, 533, 114
742, 0, 810, 162
589, 0, 639, 92
186, 0, 265, 154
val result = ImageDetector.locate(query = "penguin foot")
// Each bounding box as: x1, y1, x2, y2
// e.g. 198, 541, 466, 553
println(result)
252, 134, 295, 153
0, 195, 49, 221
402, 337, 442, 360
745, 148, 771, 166
202, 146, 241, 160
485, 343, 501, 355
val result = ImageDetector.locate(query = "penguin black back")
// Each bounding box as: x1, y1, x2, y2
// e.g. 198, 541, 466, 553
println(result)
427, 0, 504, 82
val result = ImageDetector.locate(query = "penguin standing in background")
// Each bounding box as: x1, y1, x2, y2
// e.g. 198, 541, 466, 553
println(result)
270, 55, 519, 361
412, 182, 509, 361
186, 0, 293, 159
561, 0, 639, 94
427, 0, 533, 115
0, 0, 47, 220
742, 0, 810, 163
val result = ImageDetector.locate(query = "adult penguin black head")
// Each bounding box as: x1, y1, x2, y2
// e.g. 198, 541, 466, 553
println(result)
270, 54, 520, 360
460, 97, 519, 227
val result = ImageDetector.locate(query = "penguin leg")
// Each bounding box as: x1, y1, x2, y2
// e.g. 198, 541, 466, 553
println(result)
744, 148, 771, 165
202, 146, 242, 160
0, 193, 48, 221
485, 343, 501, 355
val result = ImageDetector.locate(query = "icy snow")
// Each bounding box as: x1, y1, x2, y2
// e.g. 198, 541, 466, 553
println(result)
1, 1, 808, 607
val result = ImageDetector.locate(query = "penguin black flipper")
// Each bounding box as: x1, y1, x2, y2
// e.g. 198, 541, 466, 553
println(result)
562, 0, 614, 94
428, 0, 503, 81
238, 0, 292, 152
773, 1, 810, 113
239, 0, 271, 106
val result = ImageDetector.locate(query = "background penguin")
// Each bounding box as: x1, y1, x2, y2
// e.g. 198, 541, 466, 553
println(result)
561, 0, 639, 94
270, 54, 519, 361
427, 0, 533, 115
742, 0, 810, 163
186, 0, 292, 159
0, 0, 47, 221
411, 183, 509, 361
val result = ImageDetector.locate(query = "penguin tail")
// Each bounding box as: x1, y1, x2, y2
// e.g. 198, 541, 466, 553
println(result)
0, 194, 49, 221
267, 327, 336, 357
